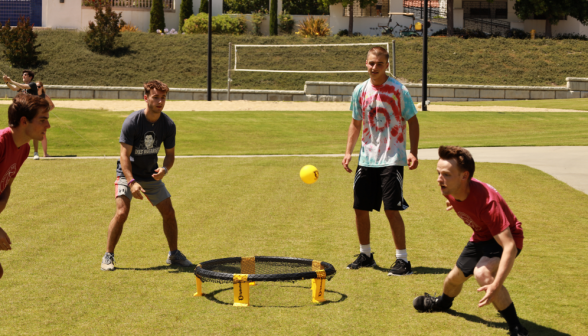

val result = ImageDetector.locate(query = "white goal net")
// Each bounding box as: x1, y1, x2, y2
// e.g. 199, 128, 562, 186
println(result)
233, 43, 392, 74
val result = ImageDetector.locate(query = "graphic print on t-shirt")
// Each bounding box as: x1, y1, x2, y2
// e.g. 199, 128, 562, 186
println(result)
457, 211, 482, 231
1, 163, 16, 191
134, 131, 159, 156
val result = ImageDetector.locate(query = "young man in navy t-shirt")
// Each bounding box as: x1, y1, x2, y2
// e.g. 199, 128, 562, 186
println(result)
101, 80, 192, 271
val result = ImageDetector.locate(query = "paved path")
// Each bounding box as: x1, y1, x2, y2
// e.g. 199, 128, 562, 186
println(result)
419, 146, 588, 195
38, 146, 588, 195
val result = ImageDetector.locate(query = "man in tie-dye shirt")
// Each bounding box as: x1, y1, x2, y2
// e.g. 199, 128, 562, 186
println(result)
342, 46, 420, 276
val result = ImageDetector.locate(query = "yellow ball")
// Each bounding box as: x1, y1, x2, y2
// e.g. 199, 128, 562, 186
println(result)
300, 165, 319, 184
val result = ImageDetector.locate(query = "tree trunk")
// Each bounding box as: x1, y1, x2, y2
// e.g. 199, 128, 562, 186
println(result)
349, 2, 354, 37
447, 0, 454, 36
545, 15, 552, 38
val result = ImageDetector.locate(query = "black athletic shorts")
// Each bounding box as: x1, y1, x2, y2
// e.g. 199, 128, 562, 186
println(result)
353, 165, 409, 212
456, 240, 522, 277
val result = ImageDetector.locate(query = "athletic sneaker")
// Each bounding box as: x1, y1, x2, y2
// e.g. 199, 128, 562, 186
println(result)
166, 250, 193, 267
413, 293, 448, 312
346, 253, 376, 269
510, 325, 529, 336
388, 259, 412, 276
101, 252, 115, 271
33, 152, 39, 160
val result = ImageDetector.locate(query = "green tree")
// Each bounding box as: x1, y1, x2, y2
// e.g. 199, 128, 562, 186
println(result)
514, 0, 588, 38
320, 0, 377, 36
179, 0, 194, 32
84, 2, 125, 54
0, 16, 39, 67
150, 0, 166, 33
270, 0, 278, 35
199, 0, 208, 14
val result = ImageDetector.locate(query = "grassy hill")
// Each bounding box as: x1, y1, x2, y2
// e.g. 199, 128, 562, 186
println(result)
1, 30, 587, 90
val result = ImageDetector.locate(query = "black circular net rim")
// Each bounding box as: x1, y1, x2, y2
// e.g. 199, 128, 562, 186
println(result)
195, 256, 337, 283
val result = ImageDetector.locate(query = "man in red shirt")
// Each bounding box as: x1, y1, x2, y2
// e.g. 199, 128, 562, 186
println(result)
413, 146, 527, 336
0, 94, 51, 279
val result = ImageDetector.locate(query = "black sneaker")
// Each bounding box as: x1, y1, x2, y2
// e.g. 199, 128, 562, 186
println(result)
510, 325, 529, 336
388, 259, 412, 276
346, 253, 376, 269
413, 293, 449, 312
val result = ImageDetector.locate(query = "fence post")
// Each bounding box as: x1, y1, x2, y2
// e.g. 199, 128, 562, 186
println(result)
227, 42, 232, 101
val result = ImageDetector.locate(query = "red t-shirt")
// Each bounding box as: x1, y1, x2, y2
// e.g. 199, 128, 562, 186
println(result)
0, 127, 30, 194
445, 178, 524, 249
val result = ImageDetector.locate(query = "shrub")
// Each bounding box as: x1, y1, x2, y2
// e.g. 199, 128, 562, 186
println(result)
120, 24, 140, 32
251, 10, 266, 36
295, 16, 330, 37
336, 29, 361, 37
179, 0, 194, 32
505, 28, 529, 39
278, 11, 295, 34
224, 0, 267, 14
183, 13, 246, 35
199, 0, 208, 13
554, 33, 588, 41
150, 0, 166, 33
0, 16, 39, 68
85, 2, 125, 54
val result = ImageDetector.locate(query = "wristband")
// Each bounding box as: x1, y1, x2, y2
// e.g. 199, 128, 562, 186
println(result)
128, 179, 136, 186
162, 167, 168, 175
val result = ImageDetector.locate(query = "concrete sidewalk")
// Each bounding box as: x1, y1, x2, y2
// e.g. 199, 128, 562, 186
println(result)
419, 146, 588, 195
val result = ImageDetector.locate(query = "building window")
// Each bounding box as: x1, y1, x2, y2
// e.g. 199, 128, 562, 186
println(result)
463, 1, 507, 20
344, 0, 390, 17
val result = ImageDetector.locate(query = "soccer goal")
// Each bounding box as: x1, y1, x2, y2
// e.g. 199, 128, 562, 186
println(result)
225, 42, 397, 100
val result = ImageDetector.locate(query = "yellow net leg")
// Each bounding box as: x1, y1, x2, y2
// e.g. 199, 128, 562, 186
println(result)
312, 270, 327, 304
233, 274, 250, 307
193, 276, 203, 297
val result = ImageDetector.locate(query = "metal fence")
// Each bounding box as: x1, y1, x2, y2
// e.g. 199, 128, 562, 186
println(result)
82, 0, 174, 10
0, 0, 42, 26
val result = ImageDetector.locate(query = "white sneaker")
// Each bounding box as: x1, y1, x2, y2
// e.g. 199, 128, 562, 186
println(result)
166, 250, 193, 267
33, 152, 39, 160
101, 253, 115, 271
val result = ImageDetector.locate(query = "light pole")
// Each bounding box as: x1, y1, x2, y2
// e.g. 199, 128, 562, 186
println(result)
207, 0, 212, 101
422, 0, 428, 111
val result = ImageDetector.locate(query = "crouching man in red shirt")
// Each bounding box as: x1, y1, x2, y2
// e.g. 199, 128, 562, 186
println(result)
413, 146, 527, 336
0, 94, 50, 279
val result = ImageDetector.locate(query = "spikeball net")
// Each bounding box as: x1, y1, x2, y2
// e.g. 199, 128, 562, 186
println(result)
194, 256, 337, 306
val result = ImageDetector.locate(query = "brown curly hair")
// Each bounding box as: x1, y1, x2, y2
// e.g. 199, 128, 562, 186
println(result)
438, 145, 475, 179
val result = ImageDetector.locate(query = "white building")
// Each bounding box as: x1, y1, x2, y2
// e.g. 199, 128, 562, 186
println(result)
11, 0, 587, 36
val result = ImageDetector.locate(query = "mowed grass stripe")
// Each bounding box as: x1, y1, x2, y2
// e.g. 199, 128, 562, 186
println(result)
0, 158, 586, 335
0, 106, 587, 157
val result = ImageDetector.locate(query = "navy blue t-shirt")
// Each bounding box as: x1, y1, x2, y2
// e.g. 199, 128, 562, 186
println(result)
116, 109, 176, 181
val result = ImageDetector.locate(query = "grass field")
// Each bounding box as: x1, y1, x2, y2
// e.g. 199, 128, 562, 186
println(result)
0, 157, 586, 335
1, 31, 587, 90
0, 106, 587, 157
435, 98, 588, 110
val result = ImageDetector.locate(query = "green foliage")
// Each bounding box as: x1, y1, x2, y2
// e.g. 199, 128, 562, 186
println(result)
183, 13, 246, 34
251, 10, 267, 36
270, 0, 278, 36
514, 0, 588, 37
283, 0, 329, 15
0, 17, 39, 68
278, 11, 295, 34
84, 2, 125, 54
295, 16, 331, 37
199, 0, 209, 13
224, 0, 267, 14
150, 0, 166, 33
179, 0, 194, 32
554, 32, 588, 40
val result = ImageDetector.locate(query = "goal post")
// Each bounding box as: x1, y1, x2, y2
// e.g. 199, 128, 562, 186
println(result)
226, 42, 397, 100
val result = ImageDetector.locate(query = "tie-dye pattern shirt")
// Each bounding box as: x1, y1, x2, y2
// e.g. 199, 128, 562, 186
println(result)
350, 77, 417, 167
